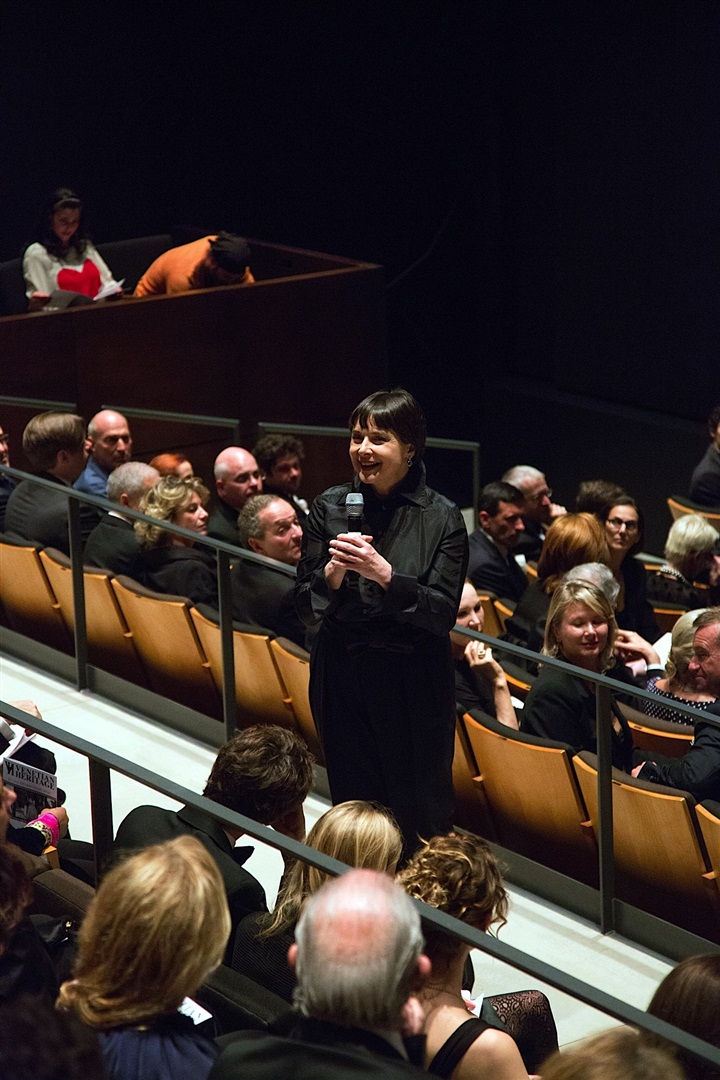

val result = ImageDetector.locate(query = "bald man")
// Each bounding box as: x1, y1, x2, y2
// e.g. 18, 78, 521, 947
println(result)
207, 446, 264, 546
74, 409, 133, 496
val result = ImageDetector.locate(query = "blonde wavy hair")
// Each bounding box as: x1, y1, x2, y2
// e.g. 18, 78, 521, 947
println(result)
665, 608, 706, 684
57, 836, 230, 1029
261, 800, 402, 938
397, 832, 508, 969
134, 474, 209, 548
543, 579, 617, 672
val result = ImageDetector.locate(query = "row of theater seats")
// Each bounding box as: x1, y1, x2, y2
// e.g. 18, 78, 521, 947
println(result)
4, 533, 719, 943
0, 537, 323, 765
453, 707, 720, 941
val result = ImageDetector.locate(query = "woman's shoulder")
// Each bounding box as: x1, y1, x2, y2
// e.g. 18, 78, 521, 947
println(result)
100, 1015, 217, 1080
23, 242, 51, 263
457, 1023, 525, 1080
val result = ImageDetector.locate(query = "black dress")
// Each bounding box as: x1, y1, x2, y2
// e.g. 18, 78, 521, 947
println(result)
616, 556, 659, 642
295, 463, 468, 852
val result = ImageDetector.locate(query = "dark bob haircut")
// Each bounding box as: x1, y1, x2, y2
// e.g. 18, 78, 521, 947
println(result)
30, 187, 89, 259
600, 494, 645, 557
349, 388, 427, 461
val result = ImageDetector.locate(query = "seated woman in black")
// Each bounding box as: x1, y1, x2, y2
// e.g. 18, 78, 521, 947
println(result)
135, 475, 218, 608
600, 496, 659, 642
521, 579, 636, 770
647, 513, 720, 611
451, 580, 518, 728
505, 512, 611, 660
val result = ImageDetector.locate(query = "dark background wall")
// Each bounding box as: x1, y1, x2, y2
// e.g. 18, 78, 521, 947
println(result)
2, 1, 719, 547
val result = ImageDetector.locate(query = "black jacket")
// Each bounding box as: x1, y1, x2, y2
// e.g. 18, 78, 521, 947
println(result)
466, 529, 527, 604
83, 514, 141, 577
232, 556, 305, 646
4, 472, 100, 554
639, 701, 720, 800
138, 545, 218, 608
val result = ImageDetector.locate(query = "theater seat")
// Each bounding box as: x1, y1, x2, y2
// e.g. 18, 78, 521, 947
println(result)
0, 537, 72, 652
268, 637, 324, 763
667, 494, 720, 528
618, 701, 694, 760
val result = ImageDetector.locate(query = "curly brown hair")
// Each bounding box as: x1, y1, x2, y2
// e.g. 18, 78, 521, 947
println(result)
397, 832, 508, 969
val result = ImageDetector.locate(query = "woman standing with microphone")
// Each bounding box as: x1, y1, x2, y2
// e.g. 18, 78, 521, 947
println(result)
296, 388, 468, 855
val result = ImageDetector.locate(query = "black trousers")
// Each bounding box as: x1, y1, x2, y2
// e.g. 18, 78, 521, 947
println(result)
310, 628, 456, 855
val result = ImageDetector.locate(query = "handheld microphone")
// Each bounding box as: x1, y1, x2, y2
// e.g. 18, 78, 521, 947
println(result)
345, 492, 364, 535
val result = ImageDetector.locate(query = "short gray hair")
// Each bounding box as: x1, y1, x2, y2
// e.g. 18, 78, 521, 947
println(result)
293, 869, 424, 1030
666, 609, 707, 681
563, 562, 620, 607
664, 514, 719, 579
236, 494, 281, 549
502, 464, 544, 491
107, 462, 159, 506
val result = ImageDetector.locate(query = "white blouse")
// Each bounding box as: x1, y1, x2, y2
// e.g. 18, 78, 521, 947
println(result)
23, 241, 117, 300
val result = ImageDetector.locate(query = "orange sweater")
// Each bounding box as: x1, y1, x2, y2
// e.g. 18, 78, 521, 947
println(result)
133, 235, 254, 296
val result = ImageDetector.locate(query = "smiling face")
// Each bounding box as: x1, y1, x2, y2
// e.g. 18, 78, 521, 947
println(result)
604, 503, 640, 557
349, 418, 413, 497
689, 623, 720, 695
555, 601, 609, 671
172, 493, 208, 545
51, 207, 81, 247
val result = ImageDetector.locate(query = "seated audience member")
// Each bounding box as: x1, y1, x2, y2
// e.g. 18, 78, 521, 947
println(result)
0, 998, 105, 1080
83, 460, 159, 576
4, 412, 99, 553
690, 403, 720, 507
58, 836, 230, 1080
210, 869, 430, 1080
0, 424, 16, 532
541, 1027, 684, 1080
233, 800, 402, 1000
0, 780, 58, 1004
467, 481, 528, 603
232, 494, 305, 645
640, 609, 716, 726
135, 474, 218, 607
252, 434, 309, 526
574, 478, 626, 517
133, 232, 254, 297
600, 495, 659, 642
521, 580, 649, 769
208, 446, 264, 546
648, 513, 720, 609
502, 464, 566, 561
398, 832, 558, 1077
149, 451, 194, 478
636, 608, 720, 799
645, 954, 720, 1080
113, 725, 313, 961
74, 410, 133, 496
452, 580, 518, 727
23, 187, 121, 311
505, 512, 611, 656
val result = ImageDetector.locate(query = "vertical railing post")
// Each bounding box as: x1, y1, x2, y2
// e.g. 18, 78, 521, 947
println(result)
67, 495, 89, 691
88, 759, 114, 883
596, 682, 616, 934
216, 548, 237, 740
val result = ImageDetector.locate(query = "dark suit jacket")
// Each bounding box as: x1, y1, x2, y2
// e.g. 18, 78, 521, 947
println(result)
83, 514, 141, 576
4, 472, 100, 554
231, 556, 305, 646
640, 701, 720, 800
113, 803, 267, 962
207, 498, 241, 546
138, 545, 219, 608
210, 1018, 427, 1080
466, 528, 528, 603
690, 443, 720, 507
0, 473, 16, 533
262, 484, 309, 528
514, 518, 544, 561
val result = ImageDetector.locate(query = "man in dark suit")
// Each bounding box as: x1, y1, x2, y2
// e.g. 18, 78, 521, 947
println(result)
467, 481, 529, 603
253, 433, 310, 528
0, 424, 16, 532
210, 869, 430, 1080
636, 607, 720, 799
4, 411, 100, 553
689, 403, 720, 508
113, 724, 314, 963
502, 464, 567, 562
232, 494, 305, 646
83, 460, 159, 576
208, 446, 264, 546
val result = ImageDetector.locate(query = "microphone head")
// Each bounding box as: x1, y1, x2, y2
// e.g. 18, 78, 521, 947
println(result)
345, 493, 364, 513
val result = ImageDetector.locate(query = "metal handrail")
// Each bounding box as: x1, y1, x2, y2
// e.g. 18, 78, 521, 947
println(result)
2, 696, 720, 1071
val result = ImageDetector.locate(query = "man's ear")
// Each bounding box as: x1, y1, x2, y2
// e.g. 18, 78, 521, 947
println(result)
288, 943, 298, 972
84, 437, 93, 454
119, 492, 131, 507
247, 535, 263, 555
411, 953, 431, 992
478, 509, 490, 529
